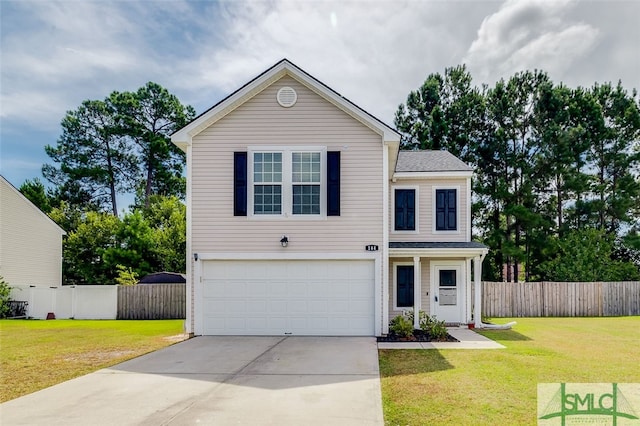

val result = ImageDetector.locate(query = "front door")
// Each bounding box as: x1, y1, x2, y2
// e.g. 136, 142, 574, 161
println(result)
432, 262, 463, 323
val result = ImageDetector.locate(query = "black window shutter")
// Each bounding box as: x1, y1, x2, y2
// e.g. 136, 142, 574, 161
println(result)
234, 152, 247, 216
446, 189, 457, 230
435, 189, 456, 230
436, 190, 446, 230
327, 151, 340, 216
395, 189, 415, 231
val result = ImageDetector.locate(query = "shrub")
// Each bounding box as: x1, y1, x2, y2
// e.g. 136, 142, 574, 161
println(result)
427, 316, 448, 341
389, 314, 414, 338
0, 276, 12, 318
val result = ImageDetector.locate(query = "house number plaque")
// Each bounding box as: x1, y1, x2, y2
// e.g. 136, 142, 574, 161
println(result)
365, 245, 379, 251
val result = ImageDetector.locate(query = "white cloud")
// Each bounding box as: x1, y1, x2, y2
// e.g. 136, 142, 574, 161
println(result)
177, 1, 478, 124
464, 0, 600, 84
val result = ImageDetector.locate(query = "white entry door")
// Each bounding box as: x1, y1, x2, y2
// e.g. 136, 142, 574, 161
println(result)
431, 261, 464, 323
200, 259, 375, 336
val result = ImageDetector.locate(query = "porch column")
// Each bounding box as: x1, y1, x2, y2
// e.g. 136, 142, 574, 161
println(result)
474, 255, 483, 328
413, 256, 421, 329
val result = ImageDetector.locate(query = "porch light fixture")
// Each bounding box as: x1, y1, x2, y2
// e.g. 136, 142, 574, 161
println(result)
280, 236, 289, 247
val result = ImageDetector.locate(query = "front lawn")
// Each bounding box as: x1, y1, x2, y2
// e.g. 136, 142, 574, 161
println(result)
0, 319, 185, 402
379, 317, 640, 425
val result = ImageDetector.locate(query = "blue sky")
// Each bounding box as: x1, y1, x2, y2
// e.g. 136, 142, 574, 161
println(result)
1, 0, 638, 205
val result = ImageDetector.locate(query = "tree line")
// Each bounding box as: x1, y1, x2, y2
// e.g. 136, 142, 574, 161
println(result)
395, 66, 640, 281
17, 68, 640, 284
20, 82, 193, 284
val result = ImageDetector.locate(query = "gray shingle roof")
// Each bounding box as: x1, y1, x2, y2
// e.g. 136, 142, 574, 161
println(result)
395, 150, 473, 173
389, 241, 487, 249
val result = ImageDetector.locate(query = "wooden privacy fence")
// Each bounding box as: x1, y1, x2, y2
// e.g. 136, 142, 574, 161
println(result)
482, 281, 640, 317
117, 284, 186, 320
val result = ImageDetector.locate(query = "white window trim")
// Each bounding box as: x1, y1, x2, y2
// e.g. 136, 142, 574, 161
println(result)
248, 146, 327, 219
391, 185, 419, 234
393, 262, 415, 311
432, 185, 461, 234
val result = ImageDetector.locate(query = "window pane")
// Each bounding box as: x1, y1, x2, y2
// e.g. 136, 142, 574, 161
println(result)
254, 152, 282, 184
439, 270, 456, 287
293, 151, 321, 183
254, 185, 282, 215
293, 185, 320, 215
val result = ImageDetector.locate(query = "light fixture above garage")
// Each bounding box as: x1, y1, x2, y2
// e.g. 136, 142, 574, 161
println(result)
280, 236, 289, 247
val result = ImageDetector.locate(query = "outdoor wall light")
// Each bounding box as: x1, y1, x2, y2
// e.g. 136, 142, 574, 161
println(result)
193, 253, 198, 261
280, 236, 289, 247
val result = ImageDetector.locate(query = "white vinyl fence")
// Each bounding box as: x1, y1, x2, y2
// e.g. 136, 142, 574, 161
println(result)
9, 285, 117, 319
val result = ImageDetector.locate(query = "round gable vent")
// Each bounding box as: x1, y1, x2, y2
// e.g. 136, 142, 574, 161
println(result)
277, 86, 297, 107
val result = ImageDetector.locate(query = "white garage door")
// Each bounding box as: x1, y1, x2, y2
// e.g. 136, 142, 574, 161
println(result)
201, 259, 375, 336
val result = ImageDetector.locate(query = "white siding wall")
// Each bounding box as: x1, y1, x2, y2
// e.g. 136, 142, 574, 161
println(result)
191, 76, 384, 254
389, 177, 469, 242
0, 177, 64, 288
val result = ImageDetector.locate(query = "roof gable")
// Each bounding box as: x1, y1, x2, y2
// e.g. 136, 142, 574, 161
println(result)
171, 59, 401, 151
0, 175, 66, 235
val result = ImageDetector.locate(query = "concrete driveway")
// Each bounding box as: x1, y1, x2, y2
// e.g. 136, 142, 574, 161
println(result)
1, 336, 383, 425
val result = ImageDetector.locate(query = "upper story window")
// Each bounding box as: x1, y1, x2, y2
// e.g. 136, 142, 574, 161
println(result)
247, 147, 327, 217
292, 152, 321, 215
435, 188, 457, 231
394, 189, 416, 231
234, 148, 340, 218
253, 153, 283, 215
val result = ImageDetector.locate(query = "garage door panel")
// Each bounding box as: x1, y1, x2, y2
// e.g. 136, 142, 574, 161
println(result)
201, 260, 375, 336
268, 300, 287, 314
329, 300, 349, 313
269, 282, 288, 296
288, 283, 308, 297
246, 300, 267, 312
308, 300, 328, 313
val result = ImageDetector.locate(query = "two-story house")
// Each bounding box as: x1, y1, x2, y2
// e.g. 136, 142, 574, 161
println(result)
171, 59, 488, 336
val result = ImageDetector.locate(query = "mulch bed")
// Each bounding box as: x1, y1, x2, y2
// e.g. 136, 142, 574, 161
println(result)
377, 329, 459, 343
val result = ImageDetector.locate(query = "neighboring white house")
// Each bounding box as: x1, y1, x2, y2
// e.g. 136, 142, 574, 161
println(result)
171, 59, 488, 336
0, 175, 66, 317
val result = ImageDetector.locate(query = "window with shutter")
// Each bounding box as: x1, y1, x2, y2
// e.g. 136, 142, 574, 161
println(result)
394, 189, 416, 231
435, 188, 457, 231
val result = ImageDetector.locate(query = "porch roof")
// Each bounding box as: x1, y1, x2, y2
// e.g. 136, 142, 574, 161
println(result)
389, 241, 488, 257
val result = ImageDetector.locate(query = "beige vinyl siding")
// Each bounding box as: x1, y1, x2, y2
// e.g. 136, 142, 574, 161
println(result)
191, 76, 384, 254
388, 258, 431, 320
390, 178, 469, 242
0, 178, 64, 288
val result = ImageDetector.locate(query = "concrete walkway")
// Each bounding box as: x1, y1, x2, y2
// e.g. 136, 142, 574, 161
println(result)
1, 336, 383, 426
377, 327, 505, 350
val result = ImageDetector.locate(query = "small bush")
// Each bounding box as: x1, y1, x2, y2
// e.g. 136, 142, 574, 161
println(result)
0, 276, 12, 318
389, 314, 414, 338
427, 316, 448, 341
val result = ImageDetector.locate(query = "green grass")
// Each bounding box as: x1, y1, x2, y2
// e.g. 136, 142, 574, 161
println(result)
379, 317, 640, 425
0, 319, 185, 402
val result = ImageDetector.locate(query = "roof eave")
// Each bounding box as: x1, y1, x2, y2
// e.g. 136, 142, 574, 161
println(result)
393, 170, 474, 180
389, 247, 488, 258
